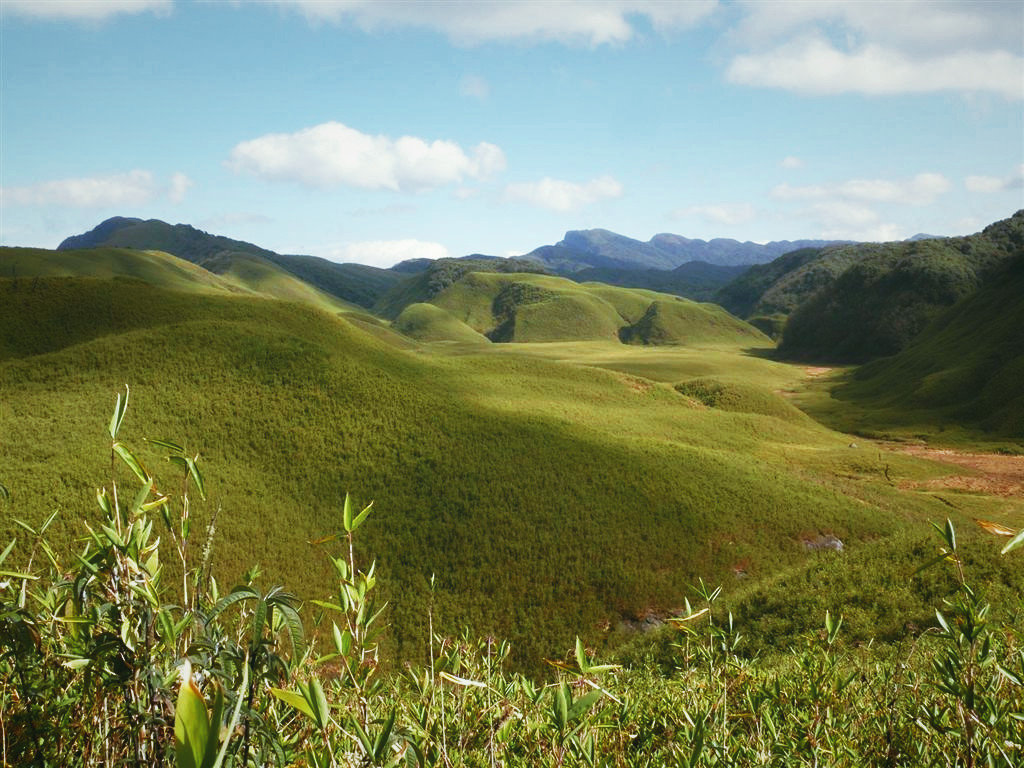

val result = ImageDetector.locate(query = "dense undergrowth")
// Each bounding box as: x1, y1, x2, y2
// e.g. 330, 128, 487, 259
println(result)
2, 392, 1022, 766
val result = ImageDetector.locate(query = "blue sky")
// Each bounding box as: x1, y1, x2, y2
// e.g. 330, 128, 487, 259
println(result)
2, 1, 1022, 267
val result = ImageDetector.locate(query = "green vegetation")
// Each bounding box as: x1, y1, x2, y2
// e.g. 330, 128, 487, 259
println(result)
380, 262, 765, 347
392, 302, 489, 344
780, 212, 1023, 362
796, 253, 1024, 446
55, 216, 403, 308
2, 395, 1022, 765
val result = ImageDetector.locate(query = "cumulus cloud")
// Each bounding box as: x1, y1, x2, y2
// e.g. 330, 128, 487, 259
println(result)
726, 1, 1023, 98
674, 203, 756, 227
227, 122, 505, 192
965, 164, 1024, 193
1, 169, 191, 208
772, 173, 951, 206
268, 1, 717, 46
504, 176, 623, 211
321, 239, 450, 268
4, 0, 172, 21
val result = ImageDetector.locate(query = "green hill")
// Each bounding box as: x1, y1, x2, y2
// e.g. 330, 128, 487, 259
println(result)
4, 271, 1001, 668
1, 245, 236, 295
58, 216, 403, 308
381, 260, 766, 346
779, 212, 1023, 362
392, 301, 489, 344
803, 253, 1024, 444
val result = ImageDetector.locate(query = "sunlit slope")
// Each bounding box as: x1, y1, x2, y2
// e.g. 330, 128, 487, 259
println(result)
0, 245, 235, 294
199, 251, 360, 313
397, 270, 766, 345
1, 276, 988, 666
392, 302, 489, 344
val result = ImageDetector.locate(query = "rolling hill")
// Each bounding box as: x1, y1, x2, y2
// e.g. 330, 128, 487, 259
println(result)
6, 245, 1014, 669
380, 259, 766, 346
58, 216, 403, 308
779, 211, 1024, 362
805, 251, 1024, 444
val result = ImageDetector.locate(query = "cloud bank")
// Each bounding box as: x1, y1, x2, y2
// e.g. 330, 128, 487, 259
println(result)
269, 0, 717, 46
227, 122, 505, 192
504, 176, 623, 211
1, 170, 191, 208
4, 0, 171, 21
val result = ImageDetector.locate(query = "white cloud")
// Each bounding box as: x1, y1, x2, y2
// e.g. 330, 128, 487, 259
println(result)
726, 2, 1024, 98
1, 170, 189, 208
803, 201, 902, 242
781, 156, 804, 169
227, 122, 505, 192
460, 74, 490, 101
4, 0, 172, 21
727, 38, 1023, 98
268, 1, 717, 46
772, 173, 951, 206
168, 172, 192, 203
675, 203, 756, 227
504, 176, 623, 211
965, 164, 1024, 193
320, 239, 450, 268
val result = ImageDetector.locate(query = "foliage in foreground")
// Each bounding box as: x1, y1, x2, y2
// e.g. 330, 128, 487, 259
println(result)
2, 393, 1023, 766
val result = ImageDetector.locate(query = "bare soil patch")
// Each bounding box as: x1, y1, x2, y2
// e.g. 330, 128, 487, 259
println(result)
889, 444, 1024, 498
803, 366, 834, 378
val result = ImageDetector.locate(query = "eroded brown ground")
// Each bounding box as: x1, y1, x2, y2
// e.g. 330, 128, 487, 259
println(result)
890, 445, 1024, 498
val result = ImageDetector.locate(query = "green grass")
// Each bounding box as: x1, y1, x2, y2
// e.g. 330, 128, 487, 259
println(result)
393, 302, 490, 344
794, 254, 1024, 448
393, 269, 767, 347
5, 269, 1020, 670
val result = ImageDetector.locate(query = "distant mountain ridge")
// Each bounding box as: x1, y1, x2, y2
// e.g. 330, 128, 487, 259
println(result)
526, 228, 852, 272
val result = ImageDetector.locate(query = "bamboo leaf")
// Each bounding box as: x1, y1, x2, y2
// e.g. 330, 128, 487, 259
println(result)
148, 437, 185, 454
351, 500, 373, 532
1001, 527, 1024, 555
343, 492, 354, 532
0, 538, 16, 566
113, 442, 149, 483
186, 456, 207, 501
175, 660, 211, 768
270, 687, 316, 721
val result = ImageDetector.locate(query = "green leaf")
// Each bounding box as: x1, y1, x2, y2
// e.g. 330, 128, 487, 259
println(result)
148, 437, 185, 454
113, 442, 149, 483
0, 482, 9, 502
109, 388, 126, 440
270, 687, 316, 721
1001, 527, 1024, 555
175, 660, 211, 768
343, 492, 354, 532
186, 456, 206, 501
0, 538, 16, 566
567, 689, 603, 722
351, 500, 373, 532
308, 678, 330, 730
277, 601, 307, 662
552, 682, 569, 732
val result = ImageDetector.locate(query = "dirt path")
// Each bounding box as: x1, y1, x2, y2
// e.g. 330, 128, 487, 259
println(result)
888, 444, 1024, 497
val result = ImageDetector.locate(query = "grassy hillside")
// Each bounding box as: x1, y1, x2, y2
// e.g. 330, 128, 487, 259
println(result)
779, 211, 1023, 362
392, 301, 489, 344
1, 245, 235, 294
797, 253, 1024, 446
382, 263, 766, 347
6, 272, 1015, 669
57, 216, 402, 308
566, 261, 747, 302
